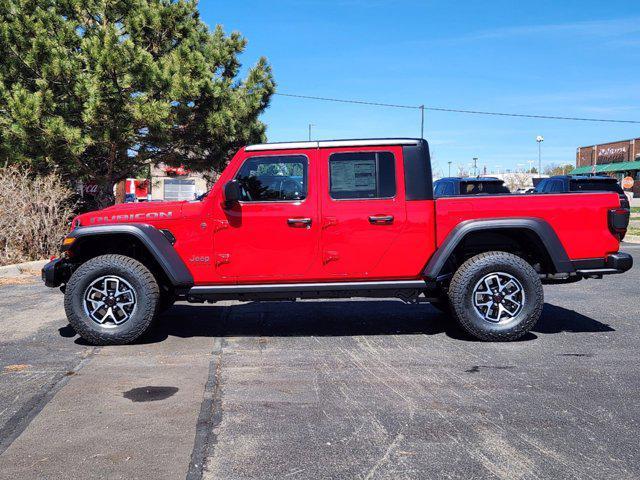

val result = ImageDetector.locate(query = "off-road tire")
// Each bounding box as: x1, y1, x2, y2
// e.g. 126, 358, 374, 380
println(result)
448, 251, 543, 341
64, 254, 159, 345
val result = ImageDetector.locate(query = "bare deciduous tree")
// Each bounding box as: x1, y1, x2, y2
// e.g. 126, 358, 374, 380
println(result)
502, 172, 533, 192
0, 167, 75, 265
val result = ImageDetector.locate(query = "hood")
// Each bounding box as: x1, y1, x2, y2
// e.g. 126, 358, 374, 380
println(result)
74, 200, 188, 228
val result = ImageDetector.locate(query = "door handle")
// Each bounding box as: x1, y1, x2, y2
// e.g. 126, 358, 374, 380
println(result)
287, 218, 312, 228
369, 215, 394, 225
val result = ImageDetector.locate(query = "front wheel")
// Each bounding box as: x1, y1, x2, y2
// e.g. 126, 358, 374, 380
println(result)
64, 254, 160, 345
448, 251, 543, 341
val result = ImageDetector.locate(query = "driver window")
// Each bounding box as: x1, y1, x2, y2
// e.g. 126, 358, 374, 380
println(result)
235, 155, 308, 202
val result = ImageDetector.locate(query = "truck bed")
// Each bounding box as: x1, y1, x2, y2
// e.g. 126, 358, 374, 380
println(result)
434, 192, 622, 260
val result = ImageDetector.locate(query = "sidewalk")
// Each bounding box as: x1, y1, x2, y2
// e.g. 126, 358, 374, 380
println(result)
0, 260, 47, 279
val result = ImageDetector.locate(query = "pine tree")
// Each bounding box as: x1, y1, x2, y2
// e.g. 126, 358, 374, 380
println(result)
0, 0, 275, 191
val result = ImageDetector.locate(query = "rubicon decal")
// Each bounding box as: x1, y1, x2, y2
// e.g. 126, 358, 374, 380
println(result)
90, 212, 173, 223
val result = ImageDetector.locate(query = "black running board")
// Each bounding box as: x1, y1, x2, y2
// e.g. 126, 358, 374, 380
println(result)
187, 280, 430, 302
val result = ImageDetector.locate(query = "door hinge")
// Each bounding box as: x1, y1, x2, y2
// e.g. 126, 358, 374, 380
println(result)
215, 253, 231, 267
214, 220, 229, 232
322, 250, 339, 265
322, 217, 338, 230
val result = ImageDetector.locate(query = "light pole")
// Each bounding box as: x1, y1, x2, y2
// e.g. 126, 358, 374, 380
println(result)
536, 135, 544, 175
472, 157, 478, 176
308, 123, 315, 141
528, 160, 534, 174
447, 161, 452, 177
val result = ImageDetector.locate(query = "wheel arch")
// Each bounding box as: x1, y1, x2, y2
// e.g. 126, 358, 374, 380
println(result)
65, 224, 193, 289
423, 218, 574, 281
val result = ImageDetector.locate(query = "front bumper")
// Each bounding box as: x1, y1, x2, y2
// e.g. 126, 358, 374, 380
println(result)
572, 252, 633, 276
41, 258, 72, 288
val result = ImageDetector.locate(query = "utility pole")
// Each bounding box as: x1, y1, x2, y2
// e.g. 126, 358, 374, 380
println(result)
536, 135, 544, 175
472, 157, 478, 176
447, 161, 452, 177
147, 160, 152, 202
420, 105, 425, 139
308, 123, 314, 141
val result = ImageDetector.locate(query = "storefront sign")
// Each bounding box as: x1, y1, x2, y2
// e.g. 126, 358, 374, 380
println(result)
83, 183, 100, 195
598, 145, 628, 163
622, 176, 634, 189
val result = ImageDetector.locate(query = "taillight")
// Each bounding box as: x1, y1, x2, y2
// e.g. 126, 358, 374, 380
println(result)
608, 208, 630, 241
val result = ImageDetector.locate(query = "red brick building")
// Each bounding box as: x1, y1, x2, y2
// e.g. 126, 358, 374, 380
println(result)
573, 137, 640, 197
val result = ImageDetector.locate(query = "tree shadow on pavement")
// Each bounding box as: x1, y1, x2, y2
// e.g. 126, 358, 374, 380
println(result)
63, 301, 612, 345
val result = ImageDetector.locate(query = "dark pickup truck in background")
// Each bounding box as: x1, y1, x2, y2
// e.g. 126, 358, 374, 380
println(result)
534, 175, 630, 209
434, 177, 511, 197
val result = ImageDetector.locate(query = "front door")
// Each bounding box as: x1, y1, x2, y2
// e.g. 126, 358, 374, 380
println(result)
319, 147, 407, 278
214, 151, 319, 281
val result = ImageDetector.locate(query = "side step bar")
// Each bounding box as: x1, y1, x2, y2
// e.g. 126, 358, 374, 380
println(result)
187, 280, 430, 302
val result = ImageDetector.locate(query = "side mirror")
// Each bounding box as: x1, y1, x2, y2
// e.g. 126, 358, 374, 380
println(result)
223, 180, 241, 206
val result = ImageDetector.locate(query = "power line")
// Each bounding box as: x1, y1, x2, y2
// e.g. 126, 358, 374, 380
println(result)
274, 92, 640, 124
275, 92, 418, 110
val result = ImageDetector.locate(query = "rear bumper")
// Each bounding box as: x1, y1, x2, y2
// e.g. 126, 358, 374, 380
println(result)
572, 252, 633, 276
41, 258, 72, 288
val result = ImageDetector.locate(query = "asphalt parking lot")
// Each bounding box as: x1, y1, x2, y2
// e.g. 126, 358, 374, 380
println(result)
0, 245, 639, 480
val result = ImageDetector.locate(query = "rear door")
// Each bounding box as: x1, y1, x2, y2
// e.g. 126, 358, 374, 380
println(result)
318, 146, 407, 278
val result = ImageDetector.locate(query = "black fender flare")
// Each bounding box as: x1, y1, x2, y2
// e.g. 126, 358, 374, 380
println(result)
65, 224, 194, 288
423, 218, 574, 280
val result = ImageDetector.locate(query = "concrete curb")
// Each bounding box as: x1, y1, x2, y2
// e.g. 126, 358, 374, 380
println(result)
0, 260, 47, 278
623, 235, 640, 244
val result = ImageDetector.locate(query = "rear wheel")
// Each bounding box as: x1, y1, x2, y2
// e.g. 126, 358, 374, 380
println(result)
64, 254, 159, 345
448, 251, 543, 341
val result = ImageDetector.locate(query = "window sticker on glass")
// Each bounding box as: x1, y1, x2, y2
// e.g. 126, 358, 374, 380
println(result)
329, 151, 396, 199
331, 160, 376, 192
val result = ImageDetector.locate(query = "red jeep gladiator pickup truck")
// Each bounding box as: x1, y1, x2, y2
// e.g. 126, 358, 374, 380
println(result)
42, 138, 632, 345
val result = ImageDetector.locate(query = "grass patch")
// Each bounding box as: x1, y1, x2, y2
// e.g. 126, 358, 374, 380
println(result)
631, 207, 640, 214
627, 227, 640, 237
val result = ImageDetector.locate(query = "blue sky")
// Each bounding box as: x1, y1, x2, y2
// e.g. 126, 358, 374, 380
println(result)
201, 1, 640, 176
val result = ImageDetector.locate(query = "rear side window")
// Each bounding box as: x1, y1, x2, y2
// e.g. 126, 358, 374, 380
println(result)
534, 179, 547, 193
549, 180, 564, 193
329, 151, 396, 199
434, 182, 447, 197
444, 183, 455, 195
235, 155, 307, 202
